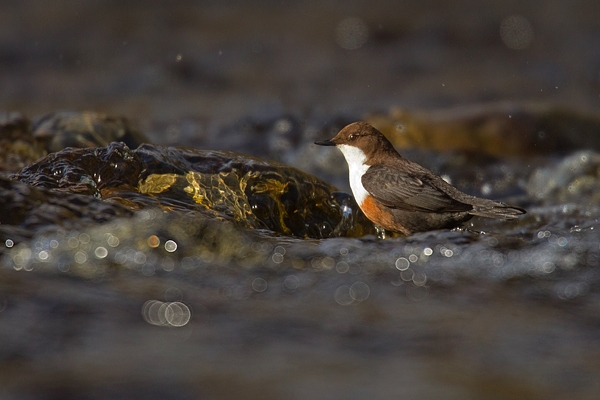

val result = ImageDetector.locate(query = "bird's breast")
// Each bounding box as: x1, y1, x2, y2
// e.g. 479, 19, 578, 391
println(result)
347, 162, 370, 206
359, 194, 410, 235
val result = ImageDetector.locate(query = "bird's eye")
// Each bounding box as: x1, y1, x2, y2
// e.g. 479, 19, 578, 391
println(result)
349, 134, 356, 140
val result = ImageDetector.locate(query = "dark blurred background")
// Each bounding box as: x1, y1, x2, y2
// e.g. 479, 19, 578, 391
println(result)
2, 0, 600, 143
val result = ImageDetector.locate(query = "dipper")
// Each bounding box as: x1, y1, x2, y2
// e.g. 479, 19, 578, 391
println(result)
315, 122, 526, 234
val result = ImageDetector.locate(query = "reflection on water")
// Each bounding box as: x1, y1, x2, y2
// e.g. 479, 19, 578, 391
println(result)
142, 300, 192, 327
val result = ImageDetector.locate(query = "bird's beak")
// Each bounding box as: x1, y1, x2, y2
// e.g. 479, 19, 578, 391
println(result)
314, 139, 336, 146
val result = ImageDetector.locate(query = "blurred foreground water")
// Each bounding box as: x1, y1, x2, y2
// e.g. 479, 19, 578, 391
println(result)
2, 106, 600, 399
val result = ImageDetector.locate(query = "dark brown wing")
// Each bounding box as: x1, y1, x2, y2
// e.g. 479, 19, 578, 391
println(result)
361, 165, 473, 213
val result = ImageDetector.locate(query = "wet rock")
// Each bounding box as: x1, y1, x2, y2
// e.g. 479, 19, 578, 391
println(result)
0, 176, 133, 244
32, 111, 149, 153
0, 110, 150, 174
0, 112, 45, 173
15, 142, 143, 197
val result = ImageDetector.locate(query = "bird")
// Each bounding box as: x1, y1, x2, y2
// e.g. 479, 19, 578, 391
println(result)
315, 122, 526, 235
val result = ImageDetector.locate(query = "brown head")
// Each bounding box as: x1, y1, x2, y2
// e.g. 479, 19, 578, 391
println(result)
314, 122, 398, 161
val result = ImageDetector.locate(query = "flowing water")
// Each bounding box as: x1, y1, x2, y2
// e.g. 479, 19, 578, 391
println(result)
2, 106, 600, 400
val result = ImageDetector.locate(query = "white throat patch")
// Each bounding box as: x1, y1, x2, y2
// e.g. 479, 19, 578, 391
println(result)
338, 144, 370, 205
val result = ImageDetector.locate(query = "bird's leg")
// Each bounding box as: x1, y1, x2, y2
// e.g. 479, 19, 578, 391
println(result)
375, 225, 388, 239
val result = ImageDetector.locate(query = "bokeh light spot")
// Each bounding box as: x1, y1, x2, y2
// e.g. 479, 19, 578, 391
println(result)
165, 240, 178, 253
321, 257, 335, 270
291, 258, 305, 269
413, 272, 427, 286
78, 233, 91, 244
38, 250, 49, 261
141, 264, 155, 276
67, 237, 79, 248
13, 247, 32, 271
106, 234, 120, 247
94, 246, 108, 259
401, 269, 414, 282
395, 257, 410, 271
142, 300, 191, 327
252, 277, 268, 292
334, 285, 354, 305
165, 302, 191, 327
336, 261, 350, 274
147, 235, 160, 248
74, 251, 88, 264
161, 258, 175, 271
274, 246, 286, 255
349, 281, 370, 302
283, 275, 299, 293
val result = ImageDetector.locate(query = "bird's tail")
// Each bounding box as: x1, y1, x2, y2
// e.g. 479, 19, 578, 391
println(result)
469, 200, 526, 220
